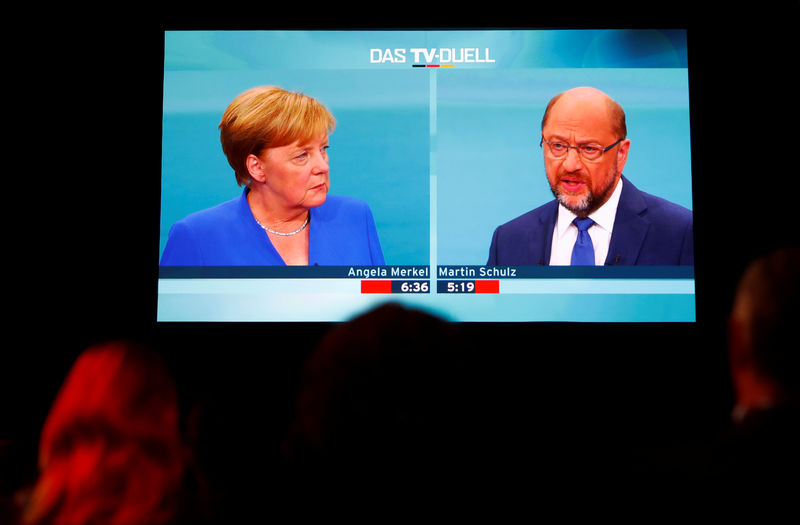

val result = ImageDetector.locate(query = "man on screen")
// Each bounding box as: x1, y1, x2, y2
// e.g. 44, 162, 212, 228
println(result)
487, 86, 693, 266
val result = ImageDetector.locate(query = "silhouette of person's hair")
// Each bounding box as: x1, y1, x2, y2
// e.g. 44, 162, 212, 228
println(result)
282, 303, 483, 486
729, 246, 800, 403
22, 341, 185, 525
716, 246, 800, 484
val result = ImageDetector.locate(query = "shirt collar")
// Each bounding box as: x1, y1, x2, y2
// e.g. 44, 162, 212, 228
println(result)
555, 176, 624, 238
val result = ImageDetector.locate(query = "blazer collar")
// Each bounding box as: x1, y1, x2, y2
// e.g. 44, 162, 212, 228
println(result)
605, 175, 649, 265
535, 200, 559, 265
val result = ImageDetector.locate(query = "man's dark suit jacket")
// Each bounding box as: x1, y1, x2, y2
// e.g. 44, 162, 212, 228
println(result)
487, 176, 693, 266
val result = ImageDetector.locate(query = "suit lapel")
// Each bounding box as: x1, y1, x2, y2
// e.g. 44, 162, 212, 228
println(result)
606, 176, 649, 265
534, 201, 558, 265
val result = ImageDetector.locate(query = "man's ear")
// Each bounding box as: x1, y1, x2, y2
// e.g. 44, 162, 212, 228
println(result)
615, 139, 631, 172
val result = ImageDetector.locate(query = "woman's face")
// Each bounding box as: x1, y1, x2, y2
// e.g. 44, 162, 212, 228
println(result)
252, 134, 330, 213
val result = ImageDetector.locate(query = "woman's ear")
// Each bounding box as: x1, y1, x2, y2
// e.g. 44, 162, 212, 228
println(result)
246, 153, 267, 184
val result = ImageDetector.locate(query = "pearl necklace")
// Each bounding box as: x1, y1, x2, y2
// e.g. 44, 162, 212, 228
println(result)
256, 214, 310, 236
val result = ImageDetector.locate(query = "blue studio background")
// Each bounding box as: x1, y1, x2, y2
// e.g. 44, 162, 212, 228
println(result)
160, 31, 432, 266
435, 67, 692, 264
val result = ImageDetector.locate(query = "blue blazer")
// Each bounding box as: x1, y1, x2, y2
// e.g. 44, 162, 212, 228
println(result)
487, 176, 693, 266
160, 190, 385, 266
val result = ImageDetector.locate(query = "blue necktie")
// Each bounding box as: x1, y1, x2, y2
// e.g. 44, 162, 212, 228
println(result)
571, 217, 595, 266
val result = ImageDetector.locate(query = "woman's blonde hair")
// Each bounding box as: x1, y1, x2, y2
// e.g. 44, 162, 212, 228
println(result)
219, 86, 336, 186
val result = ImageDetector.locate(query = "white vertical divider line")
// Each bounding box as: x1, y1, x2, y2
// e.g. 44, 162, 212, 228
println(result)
429, 69, 438, 293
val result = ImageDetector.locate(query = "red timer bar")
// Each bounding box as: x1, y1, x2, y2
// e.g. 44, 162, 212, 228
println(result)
361, 280, 392, 294
475, 280, 500, 293
361, 280, 430, 294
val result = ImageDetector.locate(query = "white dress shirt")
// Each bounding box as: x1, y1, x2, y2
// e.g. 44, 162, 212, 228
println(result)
549, 177, 624, 266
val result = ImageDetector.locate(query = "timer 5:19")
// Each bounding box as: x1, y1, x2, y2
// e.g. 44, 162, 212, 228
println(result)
446, 281, 475, 293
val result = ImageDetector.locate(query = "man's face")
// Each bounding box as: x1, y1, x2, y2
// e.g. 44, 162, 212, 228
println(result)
542, 91, 630, 217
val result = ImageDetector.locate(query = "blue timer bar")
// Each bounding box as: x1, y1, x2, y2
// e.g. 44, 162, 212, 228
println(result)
437, 280, 500, 294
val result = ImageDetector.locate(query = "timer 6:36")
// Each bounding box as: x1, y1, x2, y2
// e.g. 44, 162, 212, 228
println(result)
395, 280, 430, 293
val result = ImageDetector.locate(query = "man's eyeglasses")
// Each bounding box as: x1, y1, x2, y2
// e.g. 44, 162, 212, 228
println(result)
540, 137, 623, 161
